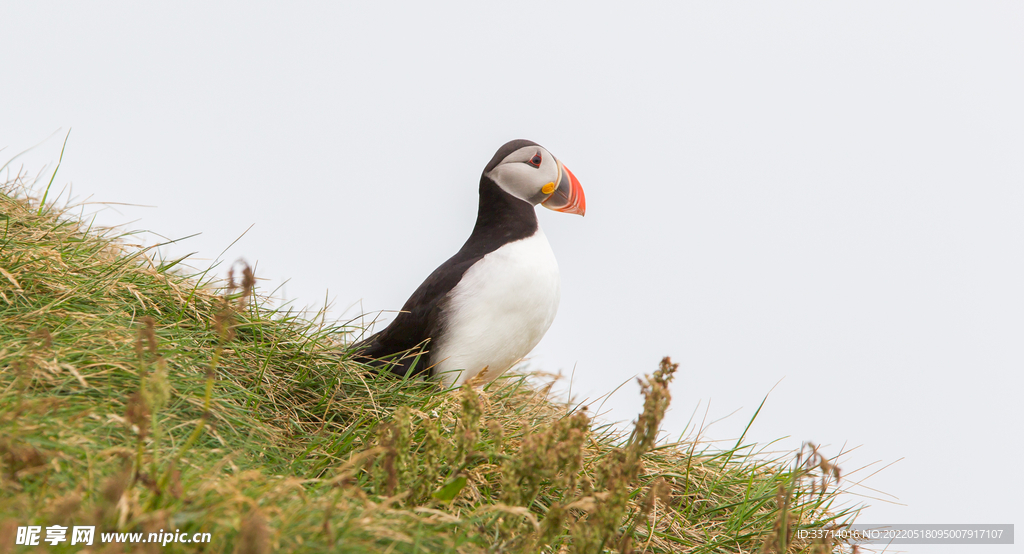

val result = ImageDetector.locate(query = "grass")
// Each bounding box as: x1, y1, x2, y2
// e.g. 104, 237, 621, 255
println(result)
0, 172, 859, 553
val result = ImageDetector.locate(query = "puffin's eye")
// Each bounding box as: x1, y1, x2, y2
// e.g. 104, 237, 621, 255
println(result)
527, 153, 542, 168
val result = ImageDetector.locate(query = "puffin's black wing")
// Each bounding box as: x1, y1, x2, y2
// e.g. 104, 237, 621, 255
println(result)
352, 253, 482, 377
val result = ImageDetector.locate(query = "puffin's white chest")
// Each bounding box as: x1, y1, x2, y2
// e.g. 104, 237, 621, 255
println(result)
433, 229, 560, 386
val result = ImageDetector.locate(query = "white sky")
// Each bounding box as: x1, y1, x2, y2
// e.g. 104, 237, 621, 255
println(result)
3, 3, 1021, 552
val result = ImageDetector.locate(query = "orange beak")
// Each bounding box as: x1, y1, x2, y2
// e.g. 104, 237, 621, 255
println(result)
541, 160, 586, 216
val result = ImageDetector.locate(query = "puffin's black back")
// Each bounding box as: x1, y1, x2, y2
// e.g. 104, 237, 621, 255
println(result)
354, 140, 541, 377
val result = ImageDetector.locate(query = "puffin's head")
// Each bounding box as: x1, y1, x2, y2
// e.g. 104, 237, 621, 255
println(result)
482, 139, 586, 216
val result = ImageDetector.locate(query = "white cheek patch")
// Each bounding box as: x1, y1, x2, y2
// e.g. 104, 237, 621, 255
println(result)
487, 149, 560, 204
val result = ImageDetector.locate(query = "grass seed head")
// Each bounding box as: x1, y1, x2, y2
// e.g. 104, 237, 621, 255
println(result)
641, 476, 670, 517
214, 305, 236, 344
147, 358, 171, 412
0, 520, 18, 554
228, 261, 255, 311
141, 316, 158, 356
630, 356, 677, 457
49, 491, 82, 525
125, 390, 150, 438
375, 408, 414, 497
100, 466, 133, 505
234, 509, 270, 554
30, 328, 53, 350
0, 439, 47, 480
457, 385, 483, 461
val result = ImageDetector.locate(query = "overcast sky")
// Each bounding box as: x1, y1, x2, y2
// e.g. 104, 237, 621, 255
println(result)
3, 3, 1021, 552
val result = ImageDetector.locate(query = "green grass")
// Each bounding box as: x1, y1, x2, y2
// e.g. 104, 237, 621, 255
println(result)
0, 173, 858, 553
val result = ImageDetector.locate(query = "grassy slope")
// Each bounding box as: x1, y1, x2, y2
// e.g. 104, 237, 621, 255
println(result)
0, 177, 856, 553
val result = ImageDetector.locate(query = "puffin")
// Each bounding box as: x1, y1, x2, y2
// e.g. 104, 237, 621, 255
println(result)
354, 139, 585, 387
